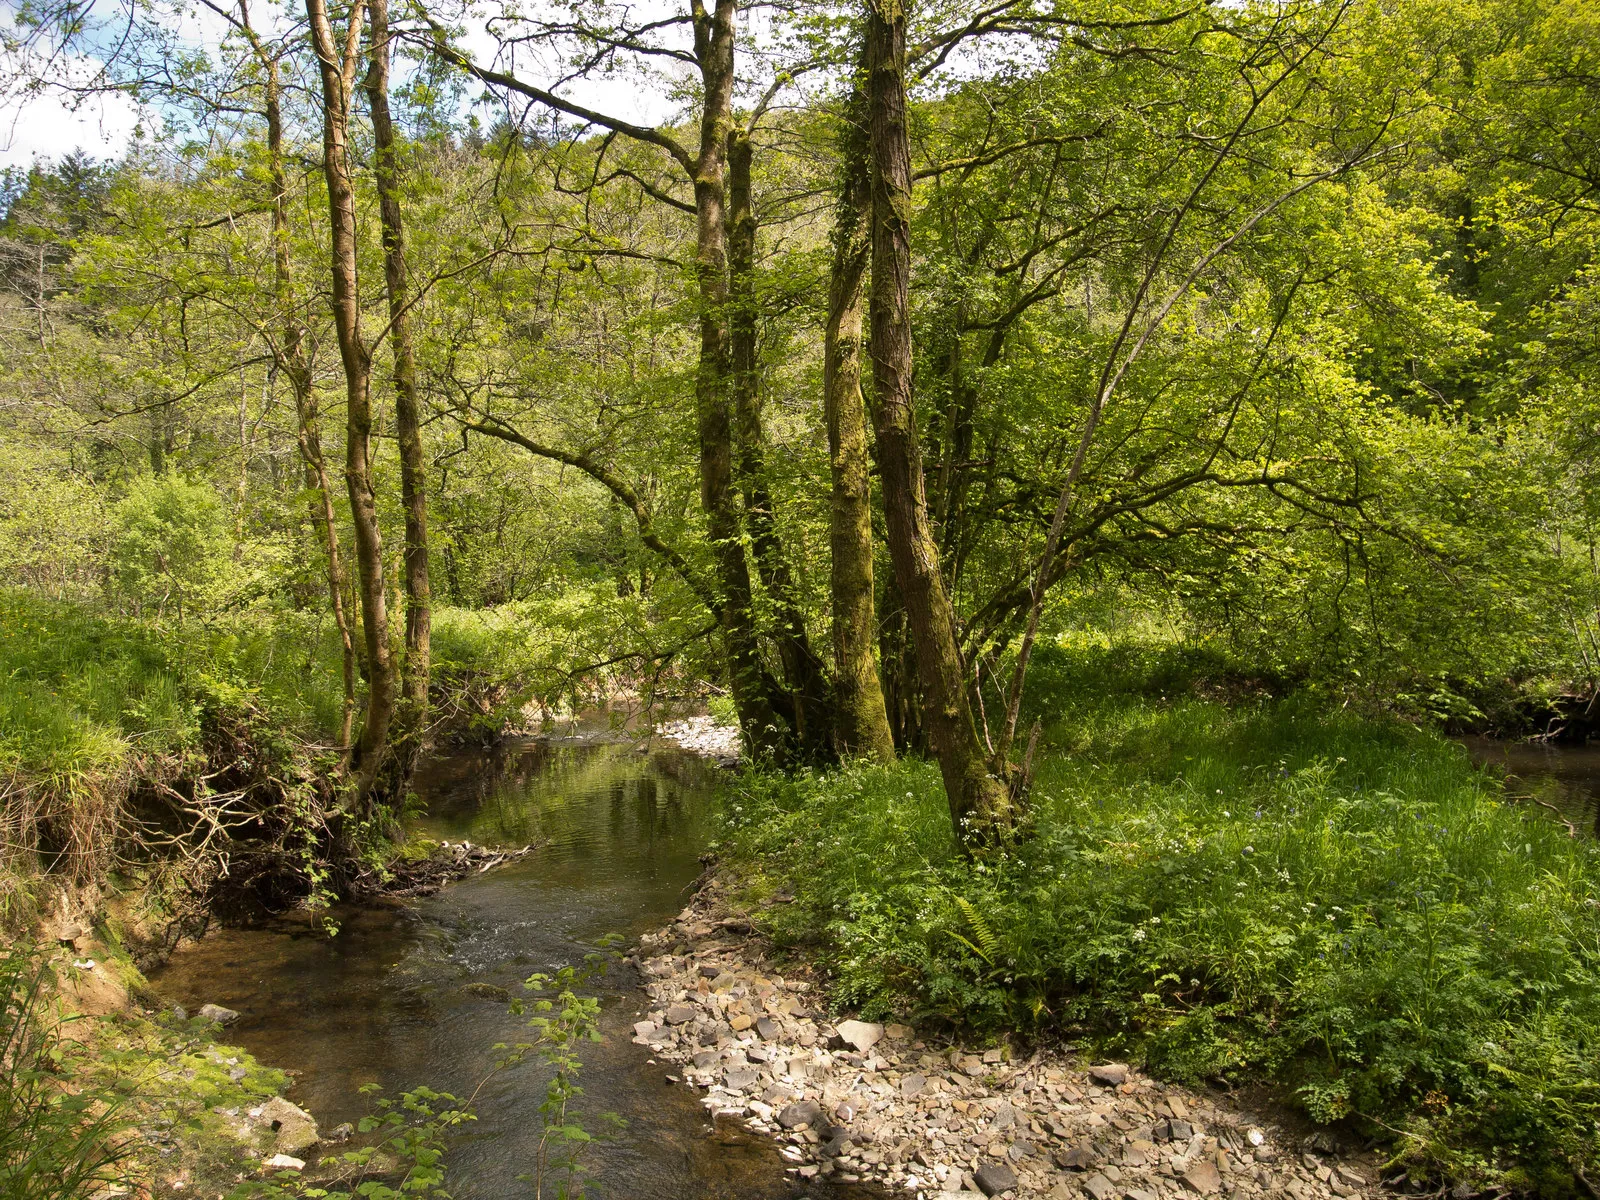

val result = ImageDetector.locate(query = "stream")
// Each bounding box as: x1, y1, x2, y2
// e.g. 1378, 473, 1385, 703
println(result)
1460, 735, 1600, 836
151, 734, 872, 1199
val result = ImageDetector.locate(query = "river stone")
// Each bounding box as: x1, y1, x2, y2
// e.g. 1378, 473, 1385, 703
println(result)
1183, 1162, 1223, 1195
778, 1099, 822, 1129
198, 1003, 240, 1025
1083, 1173, 1118, 1200
261, 1097, 318, 1156
1056, 1142, 1100, 1170
974, 1159, 1019, 1196
836, 1019, 884, 1054
664, 1004, 696, 1025
1088, 1063, 1129, 1086
724, 1066, 759, 1092
633, 1020, 657, 1039
692, 1050, 719, 1069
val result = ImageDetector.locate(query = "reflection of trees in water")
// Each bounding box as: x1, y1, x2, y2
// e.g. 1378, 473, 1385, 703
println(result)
416, 741, 714, 849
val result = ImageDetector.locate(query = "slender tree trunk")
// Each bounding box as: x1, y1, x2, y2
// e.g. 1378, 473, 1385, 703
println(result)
257, 25, 359, 754
727, 128, 832, 760
865, 0, 1015, 842
690, 0, 788, 763
823, 78, 896, 763
307, 0, 395, 795
365, 0, 431, 732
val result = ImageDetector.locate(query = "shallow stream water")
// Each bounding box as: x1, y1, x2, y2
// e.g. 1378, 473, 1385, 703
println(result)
1459, 735, 1600, 835
152, 735, 870, 1200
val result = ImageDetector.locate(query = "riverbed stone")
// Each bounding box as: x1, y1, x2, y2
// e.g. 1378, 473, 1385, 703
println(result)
664, 1004, 696, 1025
260, 1097, 318, 1156
1183, 1161, 1223, 1194
836, 1019, 883, 1054
198, 1003, 240, 1024
635, 874, 1366, 1200
778, 1099, 822, 1129
724, 1066, 759, 1092
974, 1160, 1019, 1195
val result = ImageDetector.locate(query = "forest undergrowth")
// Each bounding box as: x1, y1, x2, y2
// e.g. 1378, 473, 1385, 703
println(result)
0, 588, 588, 932
717, 645, 1600, 1195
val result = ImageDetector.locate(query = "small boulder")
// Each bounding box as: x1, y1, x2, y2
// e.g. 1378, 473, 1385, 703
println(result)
261, 1097, 319, 1157
1056, 1143, 1100, 1170
724, 1066, 759, 1092
664, 1004, 696, 1025
778, 1098, 822, 1129
835, 1019, 884, 1054
198, 1003, 240, 1025
263, 1154, 305, 1171
1183, 1161, 1223, 1195
1083, 1173, 1118, 1200
974, 1159, 1019, 1196
1088, 1063, 1128, 1086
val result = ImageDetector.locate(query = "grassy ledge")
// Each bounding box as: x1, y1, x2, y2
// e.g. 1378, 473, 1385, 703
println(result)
716, 691, 1600, 1195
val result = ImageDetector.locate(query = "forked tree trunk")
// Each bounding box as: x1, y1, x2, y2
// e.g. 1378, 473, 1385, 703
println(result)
823, 75, 896, 763
365, 0, 431, 732
727, 128, 833, 760
690, 0, 789, 763
865, 0, 1016, 842
307, 0, 396, 796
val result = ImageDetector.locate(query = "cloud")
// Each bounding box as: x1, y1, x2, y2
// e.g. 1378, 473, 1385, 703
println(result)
0, 86, 144, 168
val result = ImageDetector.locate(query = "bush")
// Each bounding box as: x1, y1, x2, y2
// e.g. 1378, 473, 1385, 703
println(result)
719, 698, 1600, 1192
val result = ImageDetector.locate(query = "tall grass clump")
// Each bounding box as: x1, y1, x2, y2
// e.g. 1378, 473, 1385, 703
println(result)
0, 945, 131, 1199
720, 691, 1600, 1192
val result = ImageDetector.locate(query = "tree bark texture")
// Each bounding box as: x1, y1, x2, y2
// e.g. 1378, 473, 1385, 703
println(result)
727, 128, 833, 760
255, 27, 359, 755
690, 0, 789, 763
307, 0, 395, 795
865, 0, 1015, 841
365, 0, 432, 726
823, 82, 896, 763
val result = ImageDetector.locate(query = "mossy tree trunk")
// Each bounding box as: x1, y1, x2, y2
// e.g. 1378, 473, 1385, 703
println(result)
865, 0, 1017, 843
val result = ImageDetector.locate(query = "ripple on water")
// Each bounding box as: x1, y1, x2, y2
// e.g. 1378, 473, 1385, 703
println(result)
152, 738, 879, 1200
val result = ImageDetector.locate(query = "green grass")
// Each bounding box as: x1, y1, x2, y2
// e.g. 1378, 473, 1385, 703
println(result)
718, 653, 1600, 1193
0, 589, 355, 920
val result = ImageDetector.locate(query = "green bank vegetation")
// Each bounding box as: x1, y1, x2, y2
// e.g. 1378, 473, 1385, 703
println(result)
3, 0, 1600, 1189
719, 641, 1600, 1191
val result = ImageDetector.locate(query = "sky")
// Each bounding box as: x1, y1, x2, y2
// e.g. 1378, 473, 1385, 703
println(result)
0, 85, 145, 169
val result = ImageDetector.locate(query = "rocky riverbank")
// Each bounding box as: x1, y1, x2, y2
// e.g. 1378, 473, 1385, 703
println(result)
629, 879, 1388, 1200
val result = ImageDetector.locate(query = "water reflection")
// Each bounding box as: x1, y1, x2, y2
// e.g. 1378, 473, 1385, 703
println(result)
1460, 735, 1600, 835
152, 739, 872, 1200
